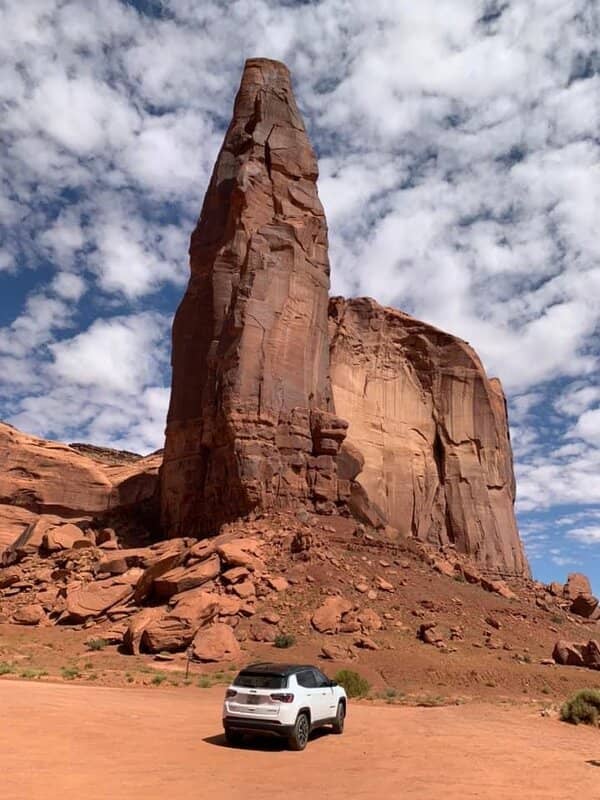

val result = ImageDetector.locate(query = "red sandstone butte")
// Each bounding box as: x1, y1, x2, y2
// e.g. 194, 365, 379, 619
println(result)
161, 58, 347, 537
328, 297, 529, 577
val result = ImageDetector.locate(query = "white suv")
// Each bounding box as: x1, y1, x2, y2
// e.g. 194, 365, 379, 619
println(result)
222, 662, 347, 750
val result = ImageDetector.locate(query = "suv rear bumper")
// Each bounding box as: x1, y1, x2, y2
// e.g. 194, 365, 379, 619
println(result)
223, 716, 295, 738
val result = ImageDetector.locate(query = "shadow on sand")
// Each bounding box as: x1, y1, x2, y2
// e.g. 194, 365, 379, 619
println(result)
203, 728, 332, 751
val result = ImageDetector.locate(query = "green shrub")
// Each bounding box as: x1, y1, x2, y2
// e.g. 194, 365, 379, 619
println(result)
61, 666, 81, 680
415, 694, 446, 707
561, 689, 600, 726
151, 673, 167, 686
86, 638, 107, 651
19, 668, 48, 680
197, 676, 212, 688
0, 662, 15, 675
274, 633, 295, 649
334, 669, 370, 698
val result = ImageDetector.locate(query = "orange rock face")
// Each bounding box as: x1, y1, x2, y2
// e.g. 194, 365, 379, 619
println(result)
328, 297, 529, 577
161, 58, 346, 536
0, 422, 160, 555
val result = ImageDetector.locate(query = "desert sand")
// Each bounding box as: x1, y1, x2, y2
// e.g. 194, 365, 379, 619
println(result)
1, 681, 599, 800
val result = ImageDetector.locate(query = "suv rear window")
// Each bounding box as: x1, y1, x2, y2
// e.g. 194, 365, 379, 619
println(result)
234, 672, 288, 689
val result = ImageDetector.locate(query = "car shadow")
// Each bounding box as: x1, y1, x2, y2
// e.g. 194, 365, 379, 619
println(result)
586, 760, 600, 768
203, 728, 333, 751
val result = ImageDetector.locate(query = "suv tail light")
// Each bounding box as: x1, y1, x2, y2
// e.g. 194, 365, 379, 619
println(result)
225, 689, 237, 698
270, 693, 294, 703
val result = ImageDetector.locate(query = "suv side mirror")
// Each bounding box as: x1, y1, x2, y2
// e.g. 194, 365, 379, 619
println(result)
329, 680, 338, 687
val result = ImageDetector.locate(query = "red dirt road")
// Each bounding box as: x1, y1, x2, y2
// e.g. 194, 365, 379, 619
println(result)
1, 681, 599, 800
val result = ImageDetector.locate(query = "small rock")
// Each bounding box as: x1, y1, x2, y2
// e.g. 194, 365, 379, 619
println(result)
267, 576, 289, 592
262, 612, 281, 625
375, 576, 394, 592
354, 636, 379, 650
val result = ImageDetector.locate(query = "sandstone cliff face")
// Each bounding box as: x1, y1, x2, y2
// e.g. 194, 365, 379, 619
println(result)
0, 422, 160, 554
161, 59, 346, 537
329, 298, 529, 577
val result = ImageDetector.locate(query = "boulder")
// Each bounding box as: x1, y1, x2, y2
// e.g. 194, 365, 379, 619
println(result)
152, 554, 221, 600
221, 567, 249, 584
320, 643, 349, 660
140, 590, 221, 653
312, 596, 353, 634
133, 550, 187, 604
123, 607, 166, 655
232, 579, 256, 599
64, 579, 133, 623
12, 603, 45, 625
98, 548, 153, 575
0, 567, 21, 589
357, 608, 383, 632
564, 573, 592, 600
552, 640, 585, 667
267, 576, 289, 592
42, 524, 92, 552
191, 623, 241, 663
216, 539, 264, 572
570, 594, 600, 619
481, 578, 517, 600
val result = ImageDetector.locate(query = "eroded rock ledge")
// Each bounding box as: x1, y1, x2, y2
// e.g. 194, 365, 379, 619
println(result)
328, 297, 529, 577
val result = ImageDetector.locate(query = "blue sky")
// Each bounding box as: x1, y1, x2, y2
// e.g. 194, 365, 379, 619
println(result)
1, 0, 598, 589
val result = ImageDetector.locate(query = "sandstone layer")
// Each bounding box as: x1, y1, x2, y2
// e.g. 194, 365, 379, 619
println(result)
0, 422, 160, 555
328, 297, 529, 577
161, 58, 347, 537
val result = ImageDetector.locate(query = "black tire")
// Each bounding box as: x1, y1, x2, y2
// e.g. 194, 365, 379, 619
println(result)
332, 701, 345, 734
288, 712, 310, 751
224, 728, 244, 747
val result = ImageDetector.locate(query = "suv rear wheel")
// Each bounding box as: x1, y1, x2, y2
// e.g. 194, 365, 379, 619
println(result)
288, 711, 310, 751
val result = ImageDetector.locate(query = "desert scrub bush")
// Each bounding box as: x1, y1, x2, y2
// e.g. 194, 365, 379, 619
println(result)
334, 669, 370, 698
151, 673, 167, 686
0, 662, 15, 675
19, 668, 48, 680
61, 666, 81, 680
86, 638, 107, 651
197, 676, 212, 689
274, 633, 295, 649
551, 614, 563, 625
415, 694, 446, 707
560, 689, 600, 726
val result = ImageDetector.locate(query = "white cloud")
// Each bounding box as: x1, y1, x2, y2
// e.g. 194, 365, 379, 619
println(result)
572, 409, 600, 446
51, 272, 86, 301
567, 527, 600, 545
0, 0, 597, 565
49, 312, 169, 394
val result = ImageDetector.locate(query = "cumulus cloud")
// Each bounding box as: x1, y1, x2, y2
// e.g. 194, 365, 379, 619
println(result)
0, 0, 598, 572
49, 312, 169, 393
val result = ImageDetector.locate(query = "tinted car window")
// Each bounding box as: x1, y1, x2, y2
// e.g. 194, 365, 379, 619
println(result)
312, 669, 330, 688
234, 672, 287, 689
296, 670, 317, 688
